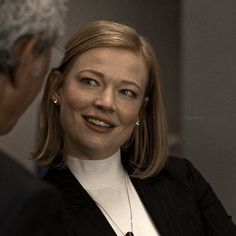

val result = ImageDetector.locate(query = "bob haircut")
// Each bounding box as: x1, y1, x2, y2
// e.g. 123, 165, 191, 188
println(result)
34, 20, 168, 179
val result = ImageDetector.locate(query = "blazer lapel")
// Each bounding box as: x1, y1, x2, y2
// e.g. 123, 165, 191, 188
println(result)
131, 173, 205, 236
46, 168, 116, 236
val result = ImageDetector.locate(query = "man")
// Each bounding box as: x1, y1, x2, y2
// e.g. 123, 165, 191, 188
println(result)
0, 0, 68, 235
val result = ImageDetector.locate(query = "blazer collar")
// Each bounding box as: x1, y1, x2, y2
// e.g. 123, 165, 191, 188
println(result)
47, 167, 171, 236
130, 171, 204, 236
47, 167, 116, 236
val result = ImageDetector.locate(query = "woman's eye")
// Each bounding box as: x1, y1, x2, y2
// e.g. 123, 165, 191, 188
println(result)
80, 78, 98, 86
120, 89, 136, 98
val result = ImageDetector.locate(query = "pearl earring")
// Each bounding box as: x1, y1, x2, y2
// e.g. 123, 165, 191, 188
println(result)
136, 120, 140, 126
53, 99, 59, 104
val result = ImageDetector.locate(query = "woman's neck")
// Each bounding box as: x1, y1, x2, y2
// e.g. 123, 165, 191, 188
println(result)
66, 149, 124, 189
66, 146, 120, 160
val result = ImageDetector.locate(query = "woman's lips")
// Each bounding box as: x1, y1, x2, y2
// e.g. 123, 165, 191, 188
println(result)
87, 117, 112, 127
83, 116, 115, 133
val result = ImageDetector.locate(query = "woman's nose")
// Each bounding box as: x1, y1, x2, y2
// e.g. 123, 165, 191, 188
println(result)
94, 87, 116, 113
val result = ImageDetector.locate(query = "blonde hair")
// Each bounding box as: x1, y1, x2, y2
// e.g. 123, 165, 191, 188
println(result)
34, 20, 168, 179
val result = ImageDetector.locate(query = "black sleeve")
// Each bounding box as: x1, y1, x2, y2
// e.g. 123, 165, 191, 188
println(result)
184, 158, 236, 235
4, 185, 67, 236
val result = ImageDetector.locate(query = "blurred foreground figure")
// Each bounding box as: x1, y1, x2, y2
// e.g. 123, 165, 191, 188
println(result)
0, 1, 68, 235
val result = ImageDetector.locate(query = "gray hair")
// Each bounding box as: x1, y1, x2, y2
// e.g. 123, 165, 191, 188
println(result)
0, 0, 68, 72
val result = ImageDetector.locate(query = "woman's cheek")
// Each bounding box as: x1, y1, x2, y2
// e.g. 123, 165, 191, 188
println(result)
117, 105, 140, 125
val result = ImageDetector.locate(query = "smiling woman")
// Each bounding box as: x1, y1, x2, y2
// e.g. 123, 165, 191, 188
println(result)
33, 20, 236, 236
54, 47, 148, 160
34, 20, 167, 176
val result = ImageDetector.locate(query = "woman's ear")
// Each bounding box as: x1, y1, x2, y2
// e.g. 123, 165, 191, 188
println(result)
142, 96, 149, 111
144, 96, 149, 106
50, 70, 63, 104
138, 96, 149, 121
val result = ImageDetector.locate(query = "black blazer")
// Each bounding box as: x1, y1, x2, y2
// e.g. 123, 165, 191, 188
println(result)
0, 150, 66, 236
43, 156, 236, 236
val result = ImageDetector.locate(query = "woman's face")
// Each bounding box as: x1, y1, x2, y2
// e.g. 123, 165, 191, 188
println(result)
57, 47, 148, 159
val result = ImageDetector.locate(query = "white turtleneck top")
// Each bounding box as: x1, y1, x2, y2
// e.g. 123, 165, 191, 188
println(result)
66, 150, 160, 236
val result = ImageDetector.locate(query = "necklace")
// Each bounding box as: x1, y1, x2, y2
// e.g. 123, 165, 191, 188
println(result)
89, 170, 134, 236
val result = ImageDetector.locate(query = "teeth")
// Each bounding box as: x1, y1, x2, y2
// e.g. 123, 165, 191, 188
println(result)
87, 118, 111, 127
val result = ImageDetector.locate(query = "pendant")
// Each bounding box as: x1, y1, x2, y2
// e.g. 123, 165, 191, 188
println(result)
125, 232, 134, 236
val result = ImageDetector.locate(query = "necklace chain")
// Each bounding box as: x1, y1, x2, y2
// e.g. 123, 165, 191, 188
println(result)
88, 170, 134, 236
125, 171, 133, 233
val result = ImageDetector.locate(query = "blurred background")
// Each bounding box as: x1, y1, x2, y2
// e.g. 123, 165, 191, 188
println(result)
0, 0, 235, 221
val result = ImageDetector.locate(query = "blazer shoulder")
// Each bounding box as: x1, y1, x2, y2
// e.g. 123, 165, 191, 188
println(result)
165, 156, 236, 234
165, 156, 197, 179
161, 156, 209, 196
164, 156, 221, 210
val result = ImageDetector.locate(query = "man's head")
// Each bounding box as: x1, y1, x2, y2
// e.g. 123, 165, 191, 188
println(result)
0, 0, 67, 135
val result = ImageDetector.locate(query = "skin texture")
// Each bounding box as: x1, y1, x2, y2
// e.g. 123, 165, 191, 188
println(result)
54, 47, 149, 160
0, 36, 52, 135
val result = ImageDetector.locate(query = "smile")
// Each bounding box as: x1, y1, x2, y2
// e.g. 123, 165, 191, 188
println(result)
86, 117, 114, 128
88, 118, 111, 127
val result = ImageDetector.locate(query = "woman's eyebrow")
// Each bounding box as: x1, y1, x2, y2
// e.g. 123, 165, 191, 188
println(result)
119, 79, 142, 91
78, 69, 104, 78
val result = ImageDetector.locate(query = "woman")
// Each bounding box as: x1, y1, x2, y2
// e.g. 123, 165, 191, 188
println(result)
34, 20, 236, 236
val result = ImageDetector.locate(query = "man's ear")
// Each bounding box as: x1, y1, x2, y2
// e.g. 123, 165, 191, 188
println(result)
11, 35, 41, 86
